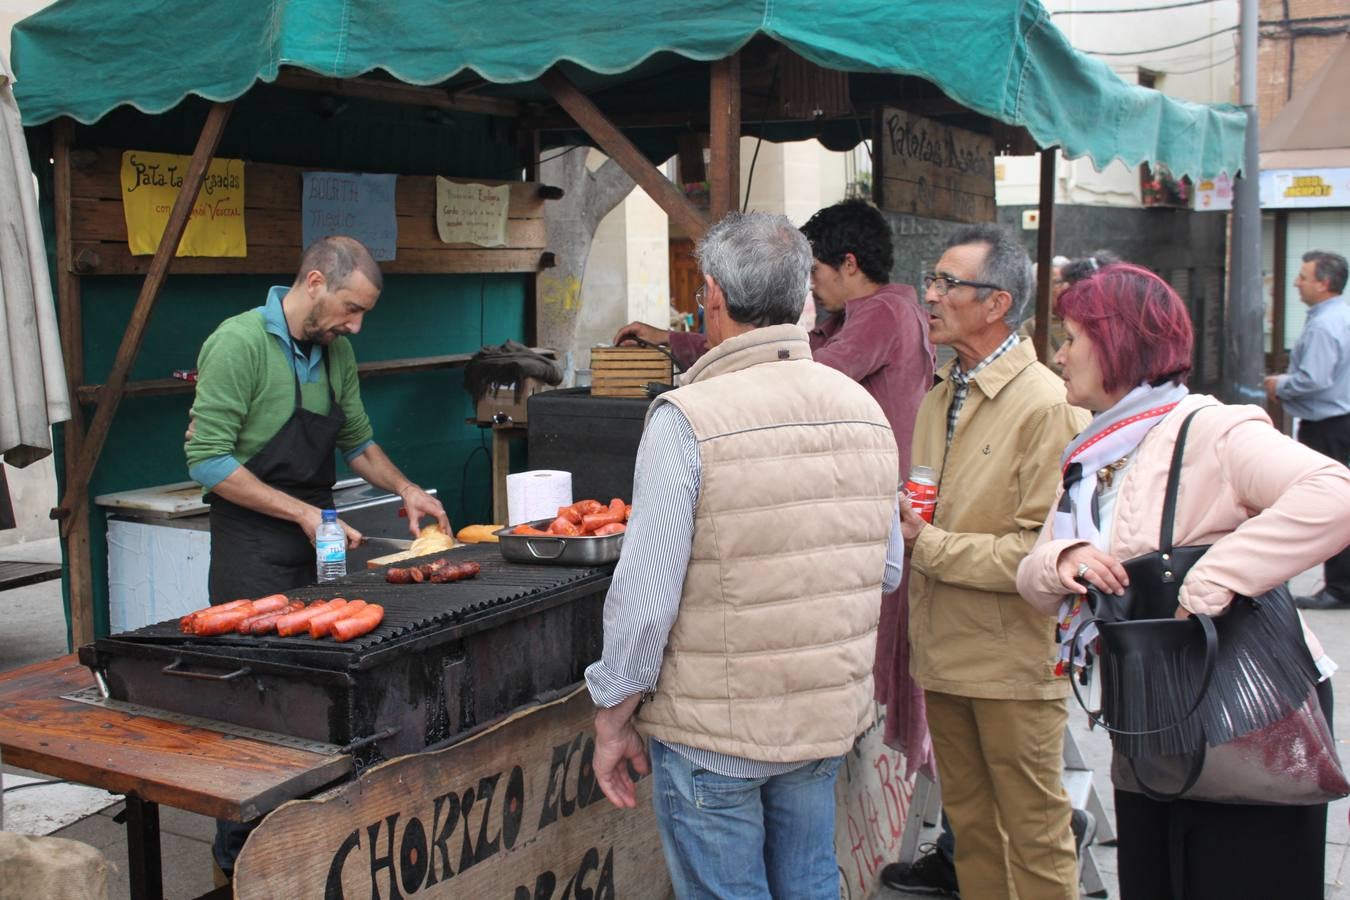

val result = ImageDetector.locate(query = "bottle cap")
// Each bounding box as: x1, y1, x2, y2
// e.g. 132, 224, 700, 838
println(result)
322, 509, 337, 521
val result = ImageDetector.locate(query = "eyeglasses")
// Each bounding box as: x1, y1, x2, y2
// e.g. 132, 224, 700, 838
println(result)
695, 283, 706, 310
923, 273, 1005, 297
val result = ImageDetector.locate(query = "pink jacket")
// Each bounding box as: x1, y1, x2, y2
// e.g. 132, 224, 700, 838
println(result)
1017, 395, 1350, 623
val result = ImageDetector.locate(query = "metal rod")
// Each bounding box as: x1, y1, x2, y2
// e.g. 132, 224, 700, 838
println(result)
1226, 0, 1262, 404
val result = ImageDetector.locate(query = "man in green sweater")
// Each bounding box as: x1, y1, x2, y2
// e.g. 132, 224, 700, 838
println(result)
185, 235, 448, 878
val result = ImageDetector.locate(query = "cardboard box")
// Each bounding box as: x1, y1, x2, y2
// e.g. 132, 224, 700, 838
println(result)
475, 378, 549, 425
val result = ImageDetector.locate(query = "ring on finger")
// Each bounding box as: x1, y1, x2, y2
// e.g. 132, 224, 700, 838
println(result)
1076, 562, 1091, 579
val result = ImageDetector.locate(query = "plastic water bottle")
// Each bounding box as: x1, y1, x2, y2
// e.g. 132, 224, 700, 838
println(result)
316, 509, 347, 582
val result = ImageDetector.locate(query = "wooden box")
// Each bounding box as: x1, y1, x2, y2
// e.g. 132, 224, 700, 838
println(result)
590, 347, 673, 398
475, 377, 550, 425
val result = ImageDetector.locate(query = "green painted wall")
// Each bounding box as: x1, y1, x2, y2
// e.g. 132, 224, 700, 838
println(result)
40, 87, 528, 641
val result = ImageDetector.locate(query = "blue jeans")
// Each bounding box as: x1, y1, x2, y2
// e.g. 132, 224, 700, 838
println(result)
649, 740, 843, 899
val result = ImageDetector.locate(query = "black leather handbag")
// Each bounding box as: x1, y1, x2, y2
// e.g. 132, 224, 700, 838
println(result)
1069, 409, 1348, 805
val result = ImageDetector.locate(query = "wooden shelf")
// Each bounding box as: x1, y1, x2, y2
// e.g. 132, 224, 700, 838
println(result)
75, 352, 480, 404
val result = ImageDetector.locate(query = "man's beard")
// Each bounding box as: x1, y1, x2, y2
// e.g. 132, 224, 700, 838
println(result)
301, 314, 338, 345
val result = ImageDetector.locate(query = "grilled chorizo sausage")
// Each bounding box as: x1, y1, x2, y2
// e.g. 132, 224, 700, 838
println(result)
192, 609, 252, 636
332, 604, 385, 642
310, 599, 368, 638
275, 600, 342, 637
245, 602, 305, 635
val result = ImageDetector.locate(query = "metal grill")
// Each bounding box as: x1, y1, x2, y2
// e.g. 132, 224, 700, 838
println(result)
114, 548, 610, 662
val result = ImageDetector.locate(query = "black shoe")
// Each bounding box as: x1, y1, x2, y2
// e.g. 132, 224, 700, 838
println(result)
1071, 808, 1097, 857
879, 844, 960, 896
1295, 589, 1350, 610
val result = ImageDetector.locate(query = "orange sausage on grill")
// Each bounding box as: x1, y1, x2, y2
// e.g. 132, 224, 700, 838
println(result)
248, 594, 291, 614
245, 602, 305, 635
180, 598, 250, 632
237, 600, 303, 634
193, 609, 252, 636
581, 511, 624, 533
310, 599, 368, 638
275, 599, 342, 637
594, 523, 626, 536
332, 604, 385, 642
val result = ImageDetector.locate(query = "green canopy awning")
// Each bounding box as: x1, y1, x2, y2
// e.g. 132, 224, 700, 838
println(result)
11, 0, 1245, 179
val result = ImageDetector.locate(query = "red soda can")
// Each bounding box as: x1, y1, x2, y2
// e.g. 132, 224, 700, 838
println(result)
903, 465, 938, 523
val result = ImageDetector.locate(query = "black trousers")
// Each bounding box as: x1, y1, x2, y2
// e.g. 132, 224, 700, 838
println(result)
1298, 413, 1350, 601
1115, 679, 1333, 900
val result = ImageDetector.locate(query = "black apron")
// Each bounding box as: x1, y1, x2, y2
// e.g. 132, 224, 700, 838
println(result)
207, 347, 346, 604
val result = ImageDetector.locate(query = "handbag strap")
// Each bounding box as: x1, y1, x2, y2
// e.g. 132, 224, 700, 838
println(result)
1157, 409, 1203, 557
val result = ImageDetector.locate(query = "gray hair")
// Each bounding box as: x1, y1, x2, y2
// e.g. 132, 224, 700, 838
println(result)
1303, 249, 1348, 295
945, 223, 1033, 329
296, 235, 384, 292
695, 212, 811, 327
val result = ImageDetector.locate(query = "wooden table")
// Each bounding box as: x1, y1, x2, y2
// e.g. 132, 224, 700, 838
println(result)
0, 656, 353, 900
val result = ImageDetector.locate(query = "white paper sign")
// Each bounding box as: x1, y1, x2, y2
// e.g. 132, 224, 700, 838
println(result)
436, 178, 510, 247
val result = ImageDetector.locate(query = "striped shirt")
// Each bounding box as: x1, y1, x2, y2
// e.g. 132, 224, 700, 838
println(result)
946, 331, 1021, 447
584, 402, 904, 778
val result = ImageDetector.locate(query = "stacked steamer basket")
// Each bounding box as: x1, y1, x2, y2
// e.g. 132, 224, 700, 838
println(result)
589, 347, 673, 397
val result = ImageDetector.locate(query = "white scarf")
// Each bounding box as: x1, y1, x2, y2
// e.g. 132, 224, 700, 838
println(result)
1053, 382, 1189, 674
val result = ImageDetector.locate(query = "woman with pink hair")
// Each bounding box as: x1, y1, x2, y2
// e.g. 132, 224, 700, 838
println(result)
1016, 263, 1350, 899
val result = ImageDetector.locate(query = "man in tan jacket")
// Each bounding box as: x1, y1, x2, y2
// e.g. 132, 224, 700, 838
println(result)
897, 224, 1089, 900
585, 212, 902, 898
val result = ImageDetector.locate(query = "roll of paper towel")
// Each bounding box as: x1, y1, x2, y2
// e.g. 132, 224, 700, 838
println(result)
506, 470, 574, 526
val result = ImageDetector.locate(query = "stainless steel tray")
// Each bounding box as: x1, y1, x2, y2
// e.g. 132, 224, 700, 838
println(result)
494, 518, 624, 566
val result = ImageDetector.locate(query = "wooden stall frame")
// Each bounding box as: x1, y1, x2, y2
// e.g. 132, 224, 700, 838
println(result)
50, 78, 566, 645
540, 66, 711, 240
709, 54, 742, 220
1032, 147, 1057, 365
54, 101, 235, 542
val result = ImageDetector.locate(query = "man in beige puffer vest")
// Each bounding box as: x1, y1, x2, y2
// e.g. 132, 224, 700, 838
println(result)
585, 212, 902, 899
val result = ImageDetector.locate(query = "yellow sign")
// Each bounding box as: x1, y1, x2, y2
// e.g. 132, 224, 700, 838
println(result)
1285, 175, 1332, 199
435, 178, 510, 247
120, 150, 246, 256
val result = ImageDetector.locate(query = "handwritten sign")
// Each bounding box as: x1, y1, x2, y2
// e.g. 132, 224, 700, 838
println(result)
878, 108, 996, 225
436, 178, 510, 247
233, 688, 667, 899
234, 688, 916, 898
302, 172, 398, 260
835, 708, 918, 899
119, 150, 246, 256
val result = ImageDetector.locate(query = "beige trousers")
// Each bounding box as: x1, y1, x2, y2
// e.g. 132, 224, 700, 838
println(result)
925, 690, 1078, 900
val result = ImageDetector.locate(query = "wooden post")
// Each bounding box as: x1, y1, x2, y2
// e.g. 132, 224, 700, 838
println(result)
1032, 147, 1057, 365
51, 119, 95, 646
709, 54, 742, 221
521, 127, 542, 348
539, 68, 709, 239
54, 102, 234, 538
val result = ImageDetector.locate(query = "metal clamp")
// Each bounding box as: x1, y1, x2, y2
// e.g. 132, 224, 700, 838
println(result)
160, 658, 252, 682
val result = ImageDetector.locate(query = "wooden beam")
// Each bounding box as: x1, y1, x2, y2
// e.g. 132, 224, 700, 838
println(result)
55, 102, 234, 538
1032, 148, 1057, 365
539, 67, 709, 239
709, 55, 742, 221
52, 119, 95, 647
272, 68, 520, 119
